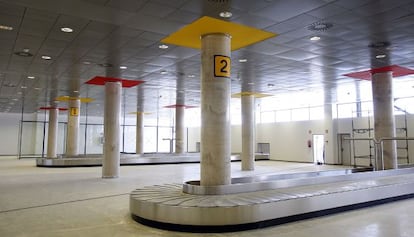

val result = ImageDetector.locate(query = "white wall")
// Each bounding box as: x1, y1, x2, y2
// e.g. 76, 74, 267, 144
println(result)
0, 113, 21, 156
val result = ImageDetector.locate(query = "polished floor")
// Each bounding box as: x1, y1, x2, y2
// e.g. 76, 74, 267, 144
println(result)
0, 157, 413, 237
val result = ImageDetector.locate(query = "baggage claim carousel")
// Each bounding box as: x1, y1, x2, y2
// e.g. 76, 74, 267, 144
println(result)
36, 153, 269, 167
130, 166, 414, 232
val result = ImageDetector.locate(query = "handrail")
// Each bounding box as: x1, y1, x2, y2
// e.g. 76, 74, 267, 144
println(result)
343, 137, 414, 170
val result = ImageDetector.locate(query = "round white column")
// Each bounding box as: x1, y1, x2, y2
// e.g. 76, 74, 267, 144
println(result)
175, 106, 185, 154
66, 99, 80, 157
200, 33, 231, 186
136, 112, 144, 155
241, 94, 255, 170
102, 81, 122, 178
47, 108, 58, 158
372, 71, 397, 170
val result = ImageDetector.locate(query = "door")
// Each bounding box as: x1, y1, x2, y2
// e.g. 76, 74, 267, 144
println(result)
313, 134, 325, 164
338, 133, 352, 166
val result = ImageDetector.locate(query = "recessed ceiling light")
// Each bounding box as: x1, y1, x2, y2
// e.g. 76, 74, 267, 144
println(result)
27, 76, 35, 79
60, 27, 73, 33
310, 36, 321, 41
159, 44, 169, 49
376, 54, 386, 59
267, 83, 274, 87
83, 61, 91, 65
41, 55, 52, 60
0, 25, 13, 31
73, 90, 79, 93
248, 82, 255, 85
34, 87, 41, 90
12, 98, 18, 101
21, 86, 27, 89
188, 74, 195, 78
119, 66, 127, 69
219, 11, 232, 18
239, 59, 247, 63
160, 70, 168, 75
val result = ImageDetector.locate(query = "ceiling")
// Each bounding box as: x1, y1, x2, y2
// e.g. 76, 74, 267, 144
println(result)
1, 0, 414, 120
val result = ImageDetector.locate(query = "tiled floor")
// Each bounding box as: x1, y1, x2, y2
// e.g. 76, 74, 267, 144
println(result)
0, 157, 413, 237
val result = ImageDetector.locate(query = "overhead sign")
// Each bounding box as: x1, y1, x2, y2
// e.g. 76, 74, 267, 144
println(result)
214, 55, 231, 78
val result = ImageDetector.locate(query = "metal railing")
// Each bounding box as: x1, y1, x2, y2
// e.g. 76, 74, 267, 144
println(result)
344, 137, 414, 170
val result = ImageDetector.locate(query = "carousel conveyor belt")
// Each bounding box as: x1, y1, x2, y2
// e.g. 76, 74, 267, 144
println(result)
36, 153, 269, 167
129, 167, 414, 232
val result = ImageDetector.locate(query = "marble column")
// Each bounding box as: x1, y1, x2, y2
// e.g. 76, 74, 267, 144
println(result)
102, 81, 122, 178
175, 106, 185, 154
200, 33, 231, 186
371, 71, 397, 170
241, 94, 255, 170
136, 112, 144, 155
46, 108, 58, 158
66, 98, 80, 157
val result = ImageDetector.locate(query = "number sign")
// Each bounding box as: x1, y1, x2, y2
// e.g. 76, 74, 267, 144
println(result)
214, 55, 231, 78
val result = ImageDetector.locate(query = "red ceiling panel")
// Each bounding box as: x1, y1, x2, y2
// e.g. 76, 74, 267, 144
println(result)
85, 76, 145, 88
344, 65, 414, 80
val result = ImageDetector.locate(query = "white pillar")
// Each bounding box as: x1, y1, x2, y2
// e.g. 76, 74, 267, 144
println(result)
175, 106, 185, 154
241, 95, 255, 170
66, 99, 80, 157
46, 108, 58, 158
136, 112, 144, 155
102, 81, 122, 178
372, 71, 397, 169
200, 33, 231, 186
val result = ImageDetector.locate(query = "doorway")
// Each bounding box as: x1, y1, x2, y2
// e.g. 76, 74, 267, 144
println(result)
338, 133, 351, 166
313, 134, 325, 165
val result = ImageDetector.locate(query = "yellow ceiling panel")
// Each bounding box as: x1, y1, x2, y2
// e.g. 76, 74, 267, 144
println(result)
161, 16, 277, 51
231, 92, 273, 98
55, 96, 94, 103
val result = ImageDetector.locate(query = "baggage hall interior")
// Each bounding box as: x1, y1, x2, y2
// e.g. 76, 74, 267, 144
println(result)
1, 0, 414, 236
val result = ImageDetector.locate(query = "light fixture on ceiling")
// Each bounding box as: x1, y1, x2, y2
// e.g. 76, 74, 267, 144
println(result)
14, 48, 33, 57
239, 59, 247, 63
41, 55, 52, 60
248, 82, 255, 85
267, 83, 274, 88
0, 25, 13, 31
188, 74, 195, 78
60, 27, 73, 33
219, 11, 232, 18
376, 54, 387, 59
159, 44, 169, 49
310, 36, 321, 41
27, 76, 35, 79
160, 70, 168, 75
83, 61, 91, 65
119, 66, 127, 69
21, 86, 27, 89
34, 87, 41, 90
98, 63, 113, 68
73, 90, 79, 93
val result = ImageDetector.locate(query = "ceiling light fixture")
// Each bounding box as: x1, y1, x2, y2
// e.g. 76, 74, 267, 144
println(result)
83, 61, 91, 65
159, 44, 169, 49
41, 55, 52, 60
219, 11, 232, 18
267, 83, 275, 87
160, 70, 168, 75
376, 54, 386, 59
21, 86, 27, 89
239, 59, 247, 63
60, 27, 73, 33
0, 25, 13, 31
310, 36, 321, 41
14, 48, 33, 57
307, 22, 333, 32
188, 74, 195, 78
27, 76, 35, 79
119, 66, 127, 69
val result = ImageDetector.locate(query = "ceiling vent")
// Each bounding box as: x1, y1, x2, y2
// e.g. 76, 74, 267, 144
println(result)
307, 22, 333, 32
